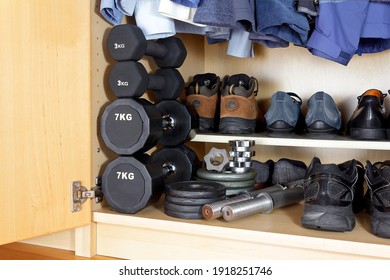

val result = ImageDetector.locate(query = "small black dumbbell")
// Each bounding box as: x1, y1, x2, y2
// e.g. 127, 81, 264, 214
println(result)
107, 24, 187, 68
100, 98, 198, 155
109, 61, 184, 99
101, 145, 200, 214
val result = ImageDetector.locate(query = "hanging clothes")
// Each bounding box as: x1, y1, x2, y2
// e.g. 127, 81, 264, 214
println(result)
254, 0, 310, 47
307, 0, 390, 65
100, 0, 124, 25
170, 0, 201, 7
134, 0, 176, 39
115, 0, 137, 16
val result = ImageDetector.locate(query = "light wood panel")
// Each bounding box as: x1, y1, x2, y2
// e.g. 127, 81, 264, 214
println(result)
0, 0, 91, 244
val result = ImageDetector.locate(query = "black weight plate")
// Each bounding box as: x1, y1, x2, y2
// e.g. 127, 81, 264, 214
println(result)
164, 208, 204, 220
225, 186, 254, 197
196, 177, 255, 190
165, 181, 225, 199
196, 167, 256, 182
165, 194, 226, 206
164, 201, 203, 213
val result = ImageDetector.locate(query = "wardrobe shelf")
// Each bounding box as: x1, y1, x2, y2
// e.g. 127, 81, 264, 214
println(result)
93, 200, 390, 259
192, 132, 390, 151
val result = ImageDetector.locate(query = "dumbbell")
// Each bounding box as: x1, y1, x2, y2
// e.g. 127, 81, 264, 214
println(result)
107, 24, 187, 68
100, 98, 198, 155
109, 61, 184, 99
101, 145, 200, 214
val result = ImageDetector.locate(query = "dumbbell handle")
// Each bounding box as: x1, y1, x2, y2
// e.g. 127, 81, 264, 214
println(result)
222, 187, 304, 222
147, 73, 165, 91
145, 40, 168, 59
202, 185, 284, 220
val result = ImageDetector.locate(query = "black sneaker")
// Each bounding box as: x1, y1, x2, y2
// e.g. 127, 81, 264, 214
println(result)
364, 161, 390, 238
301, 157, 364, 232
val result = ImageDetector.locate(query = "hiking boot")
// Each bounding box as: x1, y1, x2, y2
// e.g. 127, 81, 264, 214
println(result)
219, 74, 264, 134
265, 91, 305, 134
346, 89, 387, 140
301, 157, 364, 232
305, 91, 342, 135
364, 161, 390, 238
186, 73, 221, 132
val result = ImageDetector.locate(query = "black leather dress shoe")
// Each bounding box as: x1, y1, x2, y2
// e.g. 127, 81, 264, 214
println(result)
346, 89, 387, 140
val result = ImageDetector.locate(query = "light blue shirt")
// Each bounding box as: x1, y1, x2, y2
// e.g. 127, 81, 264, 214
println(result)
100, 0, 123, 25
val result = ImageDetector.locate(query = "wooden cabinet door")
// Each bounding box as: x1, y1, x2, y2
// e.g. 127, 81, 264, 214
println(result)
0, 0, 91, 244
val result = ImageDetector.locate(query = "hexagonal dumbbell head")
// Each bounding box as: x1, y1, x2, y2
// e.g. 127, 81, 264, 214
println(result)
100, 98, 162, 155
109, 61, 184, 99
101, 155, 165, 214
107, 24, 187, 68
100, 99, 197, 155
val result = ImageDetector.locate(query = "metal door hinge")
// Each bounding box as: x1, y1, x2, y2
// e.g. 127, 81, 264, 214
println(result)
71, 178, 103, 212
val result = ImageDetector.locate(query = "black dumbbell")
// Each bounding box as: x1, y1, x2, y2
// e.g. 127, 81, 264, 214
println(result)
109, 61, 184, 99
100, 98, 198, 155
107, 24, 187, 68
101, 145, 200, 214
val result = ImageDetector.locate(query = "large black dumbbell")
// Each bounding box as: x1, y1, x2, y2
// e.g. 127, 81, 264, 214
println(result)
107, 24, 187, 68
109, 61, 184, 99
100, 98, 198, 155
102, 145, 200, 214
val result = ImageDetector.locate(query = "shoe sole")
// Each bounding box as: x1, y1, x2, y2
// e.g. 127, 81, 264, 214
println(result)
219, 117, 256, 134
198, 117, 215, 132
301, 204, 355, 232
370, 208, 390, 238
350, 128, 386, 140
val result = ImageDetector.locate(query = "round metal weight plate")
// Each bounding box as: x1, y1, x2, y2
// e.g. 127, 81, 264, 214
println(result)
165, 194, 226, 206
164, 201, 203, 213
225, 186, 255, 197
164, 208, 204, 219
196, 178, 255, 190
165, 181, 225, 198
196, 167, 256, 182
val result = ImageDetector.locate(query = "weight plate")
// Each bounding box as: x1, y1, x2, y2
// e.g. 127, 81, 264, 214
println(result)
196, 178, 255, 190
164, 201, 203, 213
196, 167, 256, 182
165, 194, 226, 206
165, 181, 225, 198
226, 186, 254, 197
164, 208, 204, 219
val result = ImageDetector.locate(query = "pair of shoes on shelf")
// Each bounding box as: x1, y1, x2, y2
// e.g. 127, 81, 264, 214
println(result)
252, 158, 307, 188
185, 73, 264, 134
265, 91, 342, 135
347, 89, 390, 140
301, 157, 390, 238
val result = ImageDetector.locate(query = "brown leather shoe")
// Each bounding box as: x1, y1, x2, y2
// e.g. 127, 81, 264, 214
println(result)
219, 74, 264, 134
185, 73, 221, 132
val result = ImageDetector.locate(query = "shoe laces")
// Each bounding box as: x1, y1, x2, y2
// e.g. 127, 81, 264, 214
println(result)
227, 76, 258, 97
